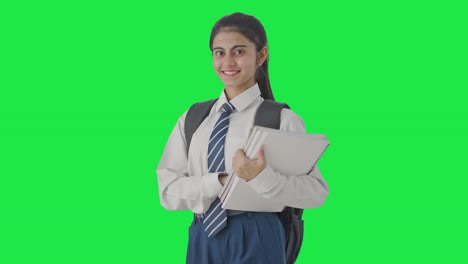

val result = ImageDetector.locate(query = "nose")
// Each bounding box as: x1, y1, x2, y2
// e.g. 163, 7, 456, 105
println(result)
224, 53, 236, 67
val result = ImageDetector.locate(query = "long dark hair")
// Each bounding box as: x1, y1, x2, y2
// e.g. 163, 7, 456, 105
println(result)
209, 12, 275, 101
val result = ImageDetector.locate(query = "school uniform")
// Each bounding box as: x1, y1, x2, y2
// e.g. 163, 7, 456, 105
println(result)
157, 83, 329, 263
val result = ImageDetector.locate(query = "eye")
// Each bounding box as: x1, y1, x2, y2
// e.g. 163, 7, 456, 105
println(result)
233, 49, 244, 55
214, 50, 224, 56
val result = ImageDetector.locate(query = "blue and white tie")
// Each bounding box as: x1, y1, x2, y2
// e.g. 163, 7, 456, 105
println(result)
203, 102, 235, 237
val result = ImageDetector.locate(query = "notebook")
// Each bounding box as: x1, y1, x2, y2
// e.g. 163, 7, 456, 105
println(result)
220, 126, 330, 211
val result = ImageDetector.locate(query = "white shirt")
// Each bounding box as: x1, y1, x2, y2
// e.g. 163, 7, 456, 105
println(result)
156, 83, 329, 214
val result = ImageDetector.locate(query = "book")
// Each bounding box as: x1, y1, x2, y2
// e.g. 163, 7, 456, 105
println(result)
251, 126, 329, 175
222, 173, 284, 211
220, 126, 330, 211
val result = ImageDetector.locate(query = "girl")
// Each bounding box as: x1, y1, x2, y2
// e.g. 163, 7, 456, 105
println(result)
157, 12, 329, 264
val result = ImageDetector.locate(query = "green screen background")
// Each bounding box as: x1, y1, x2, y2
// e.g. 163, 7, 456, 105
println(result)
1, 0, 467, 263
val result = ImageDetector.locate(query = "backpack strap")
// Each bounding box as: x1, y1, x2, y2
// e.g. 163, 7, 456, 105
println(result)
255, 99, 290, 129
184, 99, 218, 154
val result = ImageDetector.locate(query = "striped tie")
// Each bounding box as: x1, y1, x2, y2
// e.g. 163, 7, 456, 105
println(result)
203, 102, 235, 237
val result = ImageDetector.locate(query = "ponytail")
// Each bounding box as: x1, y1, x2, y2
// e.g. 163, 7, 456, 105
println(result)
256, 59, 274, 100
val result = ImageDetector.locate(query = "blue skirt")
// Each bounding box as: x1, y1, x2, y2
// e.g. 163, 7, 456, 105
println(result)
187, 212, 286, 264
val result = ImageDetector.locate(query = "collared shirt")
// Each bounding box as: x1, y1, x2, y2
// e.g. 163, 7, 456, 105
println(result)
156, 83, 329, 214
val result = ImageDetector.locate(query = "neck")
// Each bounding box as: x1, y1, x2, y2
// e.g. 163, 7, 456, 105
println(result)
224, 81, 255, 101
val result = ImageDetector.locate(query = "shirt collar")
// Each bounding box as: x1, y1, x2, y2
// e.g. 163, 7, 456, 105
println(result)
215, 83, 261, 113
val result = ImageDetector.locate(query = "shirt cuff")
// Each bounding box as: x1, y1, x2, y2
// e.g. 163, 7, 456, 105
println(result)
246, 165, 281, 194
202, 173, 223, 198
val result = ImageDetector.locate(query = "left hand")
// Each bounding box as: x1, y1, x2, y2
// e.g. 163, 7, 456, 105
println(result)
232, 145, 266, 181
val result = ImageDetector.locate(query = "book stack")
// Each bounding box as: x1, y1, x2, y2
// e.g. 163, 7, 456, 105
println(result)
219, 126, 330, 211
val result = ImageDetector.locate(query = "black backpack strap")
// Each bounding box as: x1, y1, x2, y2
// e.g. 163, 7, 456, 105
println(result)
184, 99, 218, 154
255, 99, 290, 129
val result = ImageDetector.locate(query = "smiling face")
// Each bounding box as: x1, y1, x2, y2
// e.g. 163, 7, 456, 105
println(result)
212, 31, 267, 100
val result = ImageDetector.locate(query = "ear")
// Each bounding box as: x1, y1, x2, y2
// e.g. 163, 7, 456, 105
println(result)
257, 46, 268, 66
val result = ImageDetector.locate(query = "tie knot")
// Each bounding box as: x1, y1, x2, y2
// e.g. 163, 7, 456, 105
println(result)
221, 102, 235, 115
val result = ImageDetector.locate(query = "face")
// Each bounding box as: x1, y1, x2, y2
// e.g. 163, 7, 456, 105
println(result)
212, 31, 267, 97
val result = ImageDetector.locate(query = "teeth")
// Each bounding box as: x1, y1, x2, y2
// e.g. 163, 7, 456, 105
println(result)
224, 71, 239, 75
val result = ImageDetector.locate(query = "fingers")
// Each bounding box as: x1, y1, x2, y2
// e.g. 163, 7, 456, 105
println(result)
232, 149, 245, 171
257, 144, 266, 163
231, 147, 266, 181
233, 147, 265, 164
235, 148, 246, 159
232, 154, 237, 169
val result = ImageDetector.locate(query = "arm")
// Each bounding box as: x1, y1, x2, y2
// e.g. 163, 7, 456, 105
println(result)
244, 109, 330, 208
156, 111, 224, 214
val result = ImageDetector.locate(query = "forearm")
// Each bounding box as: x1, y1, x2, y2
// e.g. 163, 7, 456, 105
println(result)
157, 167, 223, 214
246, 164, 329, 208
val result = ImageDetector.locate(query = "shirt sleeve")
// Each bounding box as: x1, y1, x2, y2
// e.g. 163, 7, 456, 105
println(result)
246, 108, 330, 208
156, 110, 223, 214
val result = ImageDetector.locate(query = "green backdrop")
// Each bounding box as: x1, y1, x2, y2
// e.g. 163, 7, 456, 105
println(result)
1, 0, 467, 263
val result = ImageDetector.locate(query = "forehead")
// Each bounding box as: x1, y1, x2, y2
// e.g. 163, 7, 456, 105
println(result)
212, 31, 255, 48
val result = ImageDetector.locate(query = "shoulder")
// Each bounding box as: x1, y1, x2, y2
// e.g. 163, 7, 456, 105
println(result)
178, 98, 217, 121
185, 99, 218, 119
177, 98, 218, 135
257, 98, 306, 132
170, 109, 189, 137
279, 108, 306, 133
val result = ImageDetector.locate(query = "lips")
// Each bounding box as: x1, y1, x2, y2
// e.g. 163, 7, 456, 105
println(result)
222, 70, 241, 76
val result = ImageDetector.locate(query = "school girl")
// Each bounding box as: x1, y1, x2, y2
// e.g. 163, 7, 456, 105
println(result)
156, 12, 329, 264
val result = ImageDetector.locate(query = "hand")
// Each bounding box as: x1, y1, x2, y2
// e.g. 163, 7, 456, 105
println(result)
232, 145, 266, 182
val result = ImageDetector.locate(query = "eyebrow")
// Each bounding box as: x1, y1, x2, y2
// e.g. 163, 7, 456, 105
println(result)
212, 45, 248, 51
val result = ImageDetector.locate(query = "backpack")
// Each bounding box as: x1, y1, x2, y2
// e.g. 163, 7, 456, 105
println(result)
185, 98, 304, 264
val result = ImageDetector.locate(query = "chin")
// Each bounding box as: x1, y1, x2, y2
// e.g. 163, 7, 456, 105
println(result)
223, 82, 244, 89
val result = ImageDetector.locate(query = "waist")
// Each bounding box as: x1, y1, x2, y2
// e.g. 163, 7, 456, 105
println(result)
195, 209, 246, 219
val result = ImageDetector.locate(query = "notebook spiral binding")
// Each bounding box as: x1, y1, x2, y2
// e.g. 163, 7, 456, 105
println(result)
307, 142, 330, 175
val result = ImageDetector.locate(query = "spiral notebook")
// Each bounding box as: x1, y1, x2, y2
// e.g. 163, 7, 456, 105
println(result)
220, 126, 330, 211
